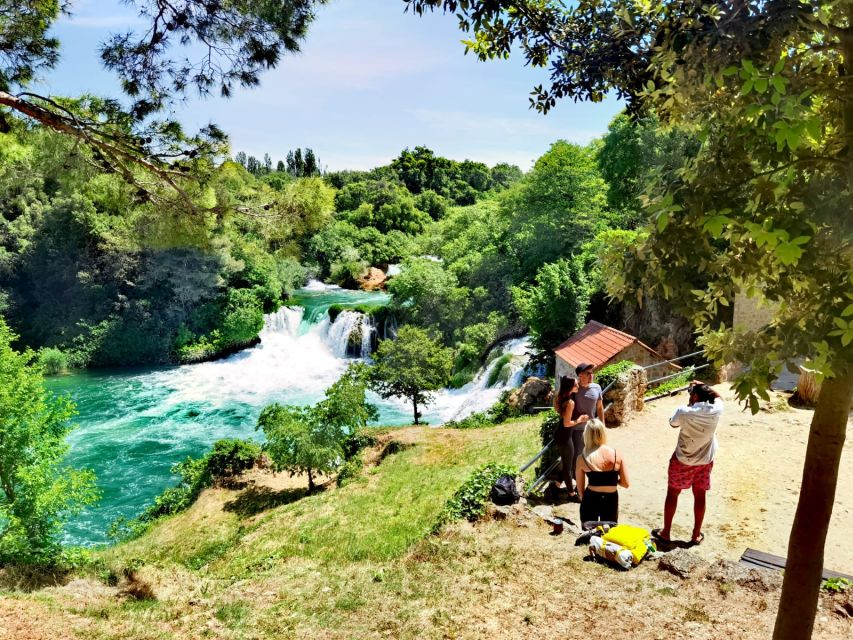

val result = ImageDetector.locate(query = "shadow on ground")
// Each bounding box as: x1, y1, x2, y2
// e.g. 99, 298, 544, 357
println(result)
224, 485, 308, 517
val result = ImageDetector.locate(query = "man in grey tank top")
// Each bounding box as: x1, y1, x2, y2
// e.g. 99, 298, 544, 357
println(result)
563, 363, 605, 492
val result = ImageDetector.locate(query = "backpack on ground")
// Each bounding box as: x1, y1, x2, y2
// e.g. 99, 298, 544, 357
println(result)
490, 475, 520, 505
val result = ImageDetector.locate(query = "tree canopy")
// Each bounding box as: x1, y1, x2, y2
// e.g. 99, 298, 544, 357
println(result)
0, 318, 98, 563
0, 1, 327, 209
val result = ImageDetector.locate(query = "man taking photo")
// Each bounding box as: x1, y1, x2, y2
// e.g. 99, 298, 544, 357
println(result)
653, 380, 723, 546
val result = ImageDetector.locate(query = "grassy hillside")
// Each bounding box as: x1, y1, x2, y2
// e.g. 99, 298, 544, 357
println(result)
1, 416, 850, 640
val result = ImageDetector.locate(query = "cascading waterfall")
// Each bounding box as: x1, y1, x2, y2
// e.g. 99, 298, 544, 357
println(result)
53, 281, 532, 547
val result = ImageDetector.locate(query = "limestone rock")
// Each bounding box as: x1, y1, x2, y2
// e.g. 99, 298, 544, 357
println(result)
658, 548, 706, 579
705, 559, 782, 592
358, 267, 386, 291
604, 366, 647, 427
506, 377, 553, 414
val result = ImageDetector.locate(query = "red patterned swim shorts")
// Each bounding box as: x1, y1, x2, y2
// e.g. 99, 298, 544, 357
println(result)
668, 456, 713, 491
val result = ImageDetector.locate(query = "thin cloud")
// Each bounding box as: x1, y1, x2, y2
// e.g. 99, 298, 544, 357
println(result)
411, 108, 601, 142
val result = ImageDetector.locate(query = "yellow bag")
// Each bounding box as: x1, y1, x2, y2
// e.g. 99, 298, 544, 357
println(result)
602, 524, 655, 565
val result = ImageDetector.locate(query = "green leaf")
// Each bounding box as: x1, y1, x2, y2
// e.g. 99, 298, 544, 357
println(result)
748, 395, 759, 414
754, 78, 768, 93
833, 317, 847, 330
657, 212, 669, 232
770, 76, 786, 94
703, 215, 731, 236
774, 242, 804, 265
722, 66, 738, 77
741, 79, 754, 95
842, 304, 853, 317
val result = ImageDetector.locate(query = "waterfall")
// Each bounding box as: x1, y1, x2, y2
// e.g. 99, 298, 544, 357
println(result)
261, 306, 304, 338
325, 311, 363, 358
361, 315, 375, 358
383, 314, 398, 340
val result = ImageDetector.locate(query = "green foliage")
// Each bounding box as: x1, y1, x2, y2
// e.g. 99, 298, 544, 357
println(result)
37, 347, 69, 375
646, 371, 692, 398
0, 319, 98, 564
387, 258, 472, 342
512, 257, 590, 350
258, 364, 377, 491
499, 141, 607, 282
534, 410, 562, 481
369, 326, 453, 425
433, 463, 516, 530
342, 431, 378, 460
595, 360, 636, 391
335, 456, 364, 488
821, 577, 851, 593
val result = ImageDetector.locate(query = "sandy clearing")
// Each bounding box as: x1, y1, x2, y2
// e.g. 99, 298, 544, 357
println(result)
550, 383, 853, 574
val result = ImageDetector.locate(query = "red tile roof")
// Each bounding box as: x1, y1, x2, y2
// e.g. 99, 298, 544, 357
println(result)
553, 321, 639, 368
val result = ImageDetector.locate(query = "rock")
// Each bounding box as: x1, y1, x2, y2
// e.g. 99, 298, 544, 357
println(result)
834, 604, 850, 619
531, 505, 553, 520
506, 377, 553, 414
357, 267, 386, 291
603, 366, 647, 427
705, 559, 782, 592
658, 548, 706, 579
487, 504, 513, 521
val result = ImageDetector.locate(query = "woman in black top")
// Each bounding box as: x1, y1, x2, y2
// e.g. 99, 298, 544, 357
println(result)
553, 376, 589, 496
575, 418, 630, 523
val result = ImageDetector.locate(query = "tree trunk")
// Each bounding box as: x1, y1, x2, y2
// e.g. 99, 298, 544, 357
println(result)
412, 395, 419, 425
307, 468, 315, 493
772, 367, 853, 639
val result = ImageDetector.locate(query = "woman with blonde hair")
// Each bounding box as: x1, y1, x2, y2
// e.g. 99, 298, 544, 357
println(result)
575, 419, 629, 523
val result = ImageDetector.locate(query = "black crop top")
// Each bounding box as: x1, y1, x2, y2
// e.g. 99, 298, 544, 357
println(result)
583, 451, 620, 487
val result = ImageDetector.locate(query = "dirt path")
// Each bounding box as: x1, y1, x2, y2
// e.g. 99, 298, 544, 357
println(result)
553, 384, 853, 574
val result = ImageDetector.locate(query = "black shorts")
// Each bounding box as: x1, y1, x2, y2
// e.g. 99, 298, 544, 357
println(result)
580, 489, 619, 524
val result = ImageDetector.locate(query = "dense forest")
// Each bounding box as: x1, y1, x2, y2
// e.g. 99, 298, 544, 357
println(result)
0, 114, 697, 378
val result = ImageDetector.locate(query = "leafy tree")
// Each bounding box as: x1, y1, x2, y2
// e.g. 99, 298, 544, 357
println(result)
0, 319, 98, 564
407, 1, 853, 635
490, 162, 523, 190
257, 364, 376, 491
511, 257, 589, 350
498, 141, 606, 282
369, 325, 453, 425
387, 258, 471, 341
597, 114, 698, 229
0, 0, 327, 208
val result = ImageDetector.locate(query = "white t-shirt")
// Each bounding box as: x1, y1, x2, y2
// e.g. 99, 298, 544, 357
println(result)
669, 398, 723, 465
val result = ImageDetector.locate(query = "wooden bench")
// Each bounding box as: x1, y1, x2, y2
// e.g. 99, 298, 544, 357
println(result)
740, 548, 853, 581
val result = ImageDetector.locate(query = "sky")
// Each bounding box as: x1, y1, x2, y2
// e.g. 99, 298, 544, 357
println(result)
37, 0, 623, 172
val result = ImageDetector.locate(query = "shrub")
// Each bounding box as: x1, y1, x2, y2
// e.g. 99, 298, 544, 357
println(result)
342, 431, 378, 459
336, 456, 364, 488
434, 463, 517, 531
205, 439, 262, 478
646, 370, 692, 397
487, 390, 521, 423
534, 410, 562, 481
596, 360, 636, 391
38, 347, 70, 375
444, 412, 493, 430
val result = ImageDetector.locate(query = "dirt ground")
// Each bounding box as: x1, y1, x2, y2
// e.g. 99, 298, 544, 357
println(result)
553, 383, 853, 575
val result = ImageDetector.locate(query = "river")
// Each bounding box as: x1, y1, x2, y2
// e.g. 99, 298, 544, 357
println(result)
48, 282, 530, 546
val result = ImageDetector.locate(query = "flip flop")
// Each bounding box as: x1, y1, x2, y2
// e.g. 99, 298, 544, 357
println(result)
651, 528, 672, 542
690, 532, 705, 546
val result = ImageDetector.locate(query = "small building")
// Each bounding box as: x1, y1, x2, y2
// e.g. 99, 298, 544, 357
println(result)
553, 321, 675, 388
